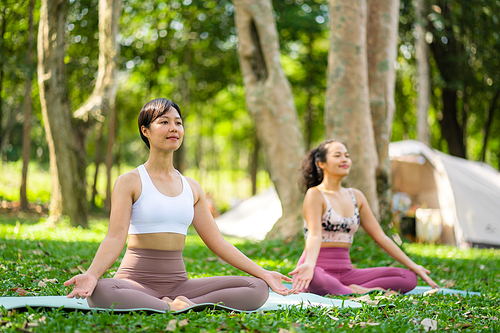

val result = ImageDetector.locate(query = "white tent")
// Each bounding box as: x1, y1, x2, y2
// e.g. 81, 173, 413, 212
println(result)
216, 140, 500, 248
390, 140, 500, 248
215, 188, 282, 240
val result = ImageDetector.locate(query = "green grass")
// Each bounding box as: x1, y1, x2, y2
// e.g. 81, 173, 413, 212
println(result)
0, 215, 499, 332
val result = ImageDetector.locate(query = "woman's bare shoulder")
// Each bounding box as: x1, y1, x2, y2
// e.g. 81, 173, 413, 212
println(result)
349, 188, 369, 208
183, 176, 203, 203
113, 168, 141, 194
305, 186, 323, 197
304, 186, 325, 206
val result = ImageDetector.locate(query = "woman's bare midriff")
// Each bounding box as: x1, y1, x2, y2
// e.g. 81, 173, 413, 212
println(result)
320, 242, 351, 249
128, 233, 186, 251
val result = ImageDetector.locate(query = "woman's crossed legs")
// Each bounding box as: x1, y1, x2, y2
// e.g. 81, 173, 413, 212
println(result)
308, 265, 418, 296
88, 275, 269, 312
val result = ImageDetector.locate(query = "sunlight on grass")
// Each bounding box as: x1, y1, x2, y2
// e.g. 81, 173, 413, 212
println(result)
0, 161, 51, 204
0, 218, 107, 243
404, 242, 500, 261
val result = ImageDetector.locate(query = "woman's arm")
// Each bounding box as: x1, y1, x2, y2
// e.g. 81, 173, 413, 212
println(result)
289, 188, 324, 291
355, 189, 439, 288
188, 178, 295, 296
63, 173, 137, 298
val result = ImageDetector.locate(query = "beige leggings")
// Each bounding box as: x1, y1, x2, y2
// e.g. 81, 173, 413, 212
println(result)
87, 248, 269, 311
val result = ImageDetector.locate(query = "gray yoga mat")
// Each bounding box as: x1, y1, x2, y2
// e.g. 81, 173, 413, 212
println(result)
0, 291, 363, 313
404, 286, 481, 296
0, 286, 480, 313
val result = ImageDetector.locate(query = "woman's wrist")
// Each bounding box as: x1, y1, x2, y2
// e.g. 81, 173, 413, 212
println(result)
84, 269, 101, 280
407, 262, 421, 272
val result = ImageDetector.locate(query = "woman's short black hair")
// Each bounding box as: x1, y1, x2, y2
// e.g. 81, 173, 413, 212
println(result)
138, 98, 182, 149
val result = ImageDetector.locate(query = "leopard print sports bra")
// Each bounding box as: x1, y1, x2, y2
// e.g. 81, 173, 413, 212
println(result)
303, 188, 360, 243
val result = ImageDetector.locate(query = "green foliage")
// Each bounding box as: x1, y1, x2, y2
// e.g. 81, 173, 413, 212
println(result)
1, 215, 499, 332
398, 0, 500, 166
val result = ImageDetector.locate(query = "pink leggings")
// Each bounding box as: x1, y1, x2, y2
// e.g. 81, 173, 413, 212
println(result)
295, 247, 417, 295
87, 248, 269, 311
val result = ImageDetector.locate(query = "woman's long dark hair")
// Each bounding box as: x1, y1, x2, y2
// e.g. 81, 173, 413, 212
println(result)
138, 98, 182, 149
300, 139, 344, 192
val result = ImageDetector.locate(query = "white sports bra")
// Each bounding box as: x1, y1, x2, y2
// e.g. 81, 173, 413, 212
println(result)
129, 164, 194, 235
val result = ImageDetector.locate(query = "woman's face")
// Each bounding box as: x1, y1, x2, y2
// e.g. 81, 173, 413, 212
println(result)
141, 107, 184, 151
318, 142, 351, 177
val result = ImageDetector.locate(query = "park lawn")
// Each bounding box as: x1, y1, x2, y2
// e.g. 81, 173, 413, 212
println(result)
0, 215, 499, 332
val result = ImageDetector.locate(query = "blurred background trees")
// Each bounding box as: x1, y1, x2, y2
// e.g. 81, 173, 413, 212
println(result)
0, 0, 499, 234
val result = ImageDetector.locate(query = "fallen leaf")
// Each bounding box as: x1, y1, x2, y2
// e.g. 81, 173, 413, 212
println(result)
455, 323, 474, 329
38, 281, 47, 288
278, 329, 289, 333
77, 265, 87, 274
166, 319, 177, 331
359, 322, 380, 326
421, 318, 438, 331
69, 267, 79, 274
10, 287, 27, 296
351, 295, 371, 302
366, 300, 380, 305
423, 288, 440, 296
178, 319, 189, 327
31, 250, 44, 256
42, 278, 58, 283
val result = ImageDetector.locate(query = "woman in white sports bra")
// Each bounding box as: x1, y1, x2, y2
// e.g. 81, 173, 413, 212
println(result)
64, 98, 295, 312
290, 140, 439, 295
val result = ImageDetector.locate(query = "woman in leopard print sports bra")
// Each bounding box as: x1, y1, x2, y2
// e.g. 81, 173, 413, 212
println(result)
290, 140, 439, 295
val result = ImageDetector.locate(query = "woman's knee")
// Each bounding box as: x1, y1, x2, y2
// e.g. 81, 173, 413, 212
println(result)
247, 277, 269, 308
88, 279, 131, 308
307, 267, 331, 295
403, 269, 418, 291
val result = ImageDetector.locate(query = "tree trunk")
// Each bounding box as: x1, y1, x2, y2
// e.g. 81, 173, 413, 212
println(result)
428, 3, 465, 158
38, 0, 88, 226
173, 53, 190, 174
0, 6, 7, 157
73, 0, 121, 123
481, 89, 500, 161
233, 0, 306, 240
74, 0, 121, 209
303, 40, 315, 151
91, 123, 103, 209
39, 0, 121, 224
20, 0, 36, 211
325, 0, 380, 218
250, 131, 259, 196
415, 0, 430, 144
104, 103, 117, 212
440, 87, 466, 158
366, 0, 400, 224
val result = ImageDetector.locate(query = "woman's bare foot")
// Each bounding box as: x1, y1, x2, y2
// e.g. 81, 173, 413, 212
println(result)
162, 296, 195, 312
349, 284, 385, 294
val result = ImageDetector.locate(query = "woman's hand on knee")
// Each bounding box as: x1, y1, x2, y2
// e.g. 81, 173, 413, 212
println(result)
411, 265, 439, 289
262, 271, 297, 296
289, 263, 314, 292
64, 273, 98, 299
